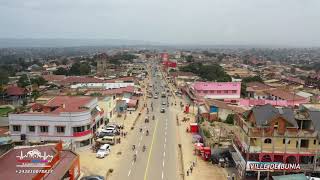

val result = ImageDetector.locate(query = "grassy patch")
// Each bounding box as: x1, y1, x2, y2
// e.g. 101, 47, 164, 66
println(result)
0, 107, 14, 117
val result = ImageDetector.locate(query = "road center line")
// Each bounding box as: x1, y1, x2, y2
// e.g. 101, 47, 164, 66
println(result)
162, 159, 165, 167
143, 115, 159, 180
165, 137, 167, 143
162, 171, 164, 179
128, 169, 131, 176
163, 151, 166, 157
164, 143, 166, 148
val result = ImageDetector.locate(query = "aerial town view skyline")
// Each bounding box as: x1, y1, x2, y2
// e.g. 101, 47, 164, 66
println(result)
0, 1, 320, 180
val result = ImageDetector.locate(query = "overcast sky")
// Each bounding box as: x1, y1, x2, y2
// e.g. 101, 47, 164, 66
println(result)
0, 0, 320, 46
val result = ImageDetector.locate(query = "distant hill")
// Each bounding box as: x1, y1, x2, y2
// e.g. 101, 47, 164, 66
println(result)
0, 38, 160, 48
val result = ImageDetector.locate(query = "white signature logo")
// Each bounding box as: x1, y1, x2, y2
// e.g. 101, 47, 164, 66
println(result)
16, 149, 53, 162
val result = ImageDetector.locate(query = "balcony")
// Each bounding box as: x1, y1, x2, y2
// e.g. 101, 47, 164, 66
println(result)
73, 129, 92, 137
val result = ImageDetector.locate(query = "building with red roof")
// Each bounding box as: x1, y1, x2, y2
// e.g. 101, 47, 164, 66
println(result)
9, 96, 104, 148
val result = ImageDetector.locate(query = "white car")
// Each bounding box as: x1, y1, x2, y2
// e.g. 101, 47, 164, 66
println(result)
162, 102, 166, 105
96, 144, 111, 158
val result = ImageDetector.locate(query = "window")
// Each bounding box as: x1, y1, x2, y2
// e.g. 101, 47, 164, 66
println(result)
232, 90, 237, 93
87, 125, 91, 130
28, 126, 35, 132
12, 125, 21, 132
73, 126, 85, 133
217, 90, 221, 94
224, 90, 228, 94
314, 140, 317, 145
300, 139, 309, 148
203, 90, 208, 94
264, 138, 272, 144
283, 139, 290, 144
39, 126, 49, 133
56, 126, 65, 133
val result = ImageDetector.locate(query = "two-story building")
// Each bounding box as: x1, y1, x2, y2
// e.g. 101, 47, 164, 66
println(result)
9, 96, 104, 148
184, 82, 241, 103
231, 104, 320, 178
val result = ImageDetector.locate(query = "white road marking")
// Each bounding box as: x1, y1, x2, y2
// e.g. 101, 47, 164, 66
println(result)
165, 131, 167, 136
135, 150, 138, 154
165, 137, 167, 143
164, 143, 166, 148
128, 169, 131, 176
162, 159, 165, 167
131, 161, 134, 165
140, 136, 143, 141
163, 151, 166, 157
162, 171, 164, 179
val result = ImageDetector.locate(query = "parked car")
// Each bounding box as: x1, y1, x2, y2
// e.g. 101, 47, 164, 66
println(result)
154, 95, 158, 99
80, 175, 105, 180
162, 102, 166, 105
96, 136, 116, 145
97, 132, 108, 138
160, 108, 165, 113
96, 144, 110, 158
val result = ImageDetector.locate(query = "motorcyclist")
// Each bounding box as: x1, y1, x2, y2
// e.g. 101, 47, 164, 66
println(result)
133, 154, 137, 161
152, 115, 155, 120
146, 130, 149, 136
143, 145, 146, 152
132, 145, 136, 151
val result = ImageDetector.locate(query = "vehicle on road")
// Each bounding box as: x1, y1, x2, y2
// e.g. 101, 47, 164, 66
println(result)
96, 144, 110, 158
101, 127, 118, 135
160, 108, 165, 113
80, 175, 105, 180
161, 92, 166, 98
96, 136, 116, 145
162, 102, 166, 105
154, 95, 158, 99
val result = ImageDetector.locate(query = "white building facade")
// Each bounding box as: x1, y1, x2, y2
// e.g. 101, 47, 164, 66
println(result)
9, 97, 104, 148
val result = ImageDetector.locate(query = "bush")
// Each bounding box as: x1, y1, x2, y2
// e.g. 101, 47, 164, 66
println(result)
203, 129, 211, 138
225, 114, 235, 124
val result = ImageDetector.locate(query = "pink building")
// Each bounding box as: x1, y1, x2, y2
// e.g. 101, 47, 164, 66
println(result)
187, 82, 241, 100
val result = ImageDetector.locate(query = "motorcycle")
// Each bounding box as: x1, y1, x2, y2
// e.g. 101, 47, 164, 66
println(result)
142, 145, 146, 152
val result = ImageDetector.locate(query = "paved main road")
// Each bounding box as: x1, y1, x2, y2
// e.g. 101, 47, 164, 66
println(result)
112, 64, 179, 180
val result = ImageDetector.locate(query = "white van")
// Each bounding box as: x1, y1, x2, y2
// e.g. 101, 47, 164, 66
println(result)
96, 144, 110, 158
96, 136, 116, 145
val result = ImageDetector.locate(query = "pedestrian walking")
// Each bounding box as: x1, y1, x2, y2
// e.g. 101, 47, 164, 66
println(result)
190, 166, 193, 173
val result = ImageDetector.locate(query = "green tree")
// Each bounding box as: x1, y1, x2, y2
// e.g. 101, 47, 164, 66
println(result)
0, 69, 9, 85
31, 90, 41, 101
18, 74, 30, 88
185, 55, 194, 62
31, 76, 47, 86
69, 62, 81, 75
180, 63, 231, 82
53, 67, 68, 75
225, 114, 235, 124
79, 63, 91, 75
